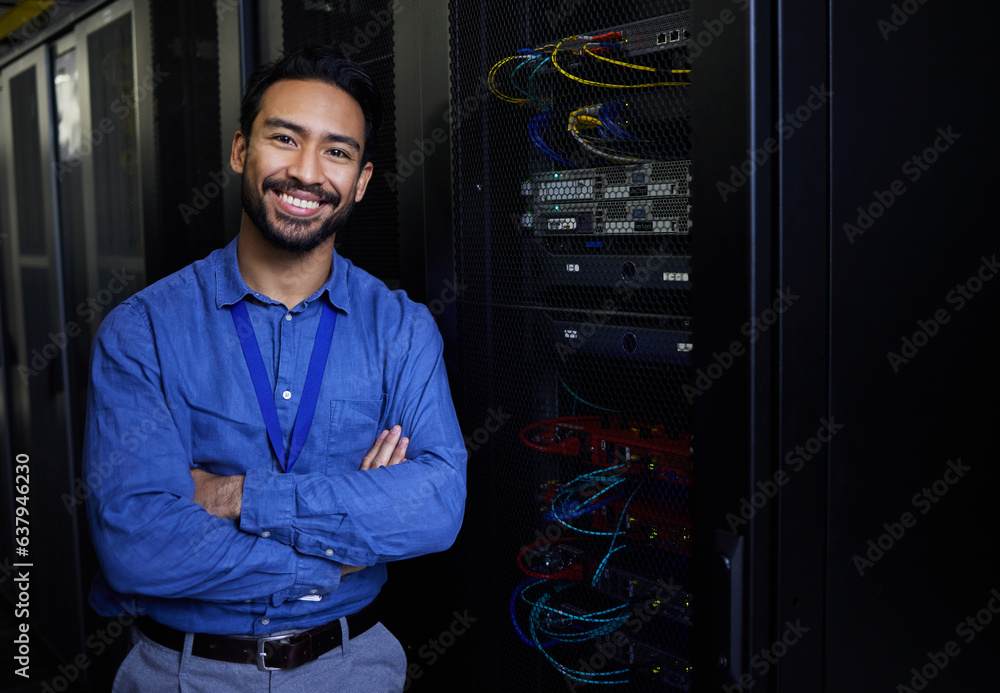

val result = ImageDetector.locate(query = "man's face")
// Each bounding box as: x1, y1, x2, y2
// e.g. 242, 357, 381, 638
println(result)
231, 79, 373, 254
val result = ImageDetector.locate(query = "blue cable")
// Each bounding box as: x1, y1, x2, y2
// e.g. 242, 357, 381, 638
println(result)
529, 113, 568, 164
591, 483, 643, 587
511, 580, 559, 647
560, 373, 621, 413
511, 53, 544, 100
521, 583, 629, 647
544, 491, 621, 523
551, 469, 634, 536
520, 582, 627, 624
527, 56, 552, 91
597, 102, 637, 141
590, 545, 627, 589
553, 475, 627, 516
529, 112, 576, 167
542, 470, 627, 521
527, 592, 630, 684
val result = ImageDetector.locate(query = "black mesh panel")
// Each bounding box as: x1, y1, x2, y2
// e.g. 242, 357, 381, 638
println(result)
451, 1, 694, 690
11, 67, 46, 255
87, 15, 142, 256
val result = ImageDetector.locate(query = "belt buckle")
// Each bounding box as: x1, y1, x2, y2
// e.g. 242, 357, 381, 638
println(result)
256, 631, 295, 672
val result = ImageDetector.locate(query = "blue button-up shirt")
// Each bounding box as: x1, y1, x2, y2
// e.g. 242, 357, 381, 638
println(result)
84, 236, 467, 635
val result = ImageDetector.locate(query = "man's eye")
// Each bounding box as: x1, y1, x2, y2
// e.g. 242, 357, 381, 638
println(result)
274, 135, 294, 145
329, 149, 348, 158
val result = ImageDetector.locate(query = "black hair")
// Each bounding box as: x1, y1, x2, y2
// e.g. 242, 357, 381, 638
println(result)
239, 45, 383, 166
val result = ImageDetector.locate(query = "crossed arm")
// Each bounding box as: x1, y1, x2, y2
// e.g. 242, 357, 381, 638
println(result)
190, 425, 410, 519
190, 426, 410, 577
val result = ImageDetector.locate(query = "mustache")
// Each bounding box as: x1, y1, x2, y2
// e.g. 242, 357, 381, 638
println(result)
263, 177, 340, 206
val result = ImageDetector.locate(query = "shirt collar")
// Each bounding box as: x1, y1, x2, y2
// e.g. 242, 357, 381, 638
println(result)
215, 234, 351, 313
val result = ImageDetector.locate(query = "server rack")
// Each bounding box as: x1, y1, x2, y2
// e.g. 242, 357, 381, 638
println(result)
448, 1, 764, 689
0, 40, 87, 670
0, 0, 227, 687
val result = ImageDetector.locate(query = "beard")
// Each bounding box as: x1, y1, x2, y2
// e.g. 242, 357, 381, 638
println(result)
241, 172, 356, 254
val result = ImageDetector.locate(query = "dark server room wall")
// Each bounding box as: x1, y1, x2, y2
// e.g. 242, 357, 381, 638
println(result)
450, 1, 695, 690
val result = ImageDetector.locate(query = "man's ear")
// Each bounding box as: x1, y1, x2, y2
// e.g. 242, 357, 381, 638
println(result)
230, 131, 247, 174
354, 161, 374, 203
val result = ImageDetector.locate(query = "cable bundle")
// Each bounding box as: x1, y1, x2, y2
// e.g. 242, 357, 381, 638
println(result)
488, 33, 690, 104
510, 460, 645, 684
487, 30, 690, 166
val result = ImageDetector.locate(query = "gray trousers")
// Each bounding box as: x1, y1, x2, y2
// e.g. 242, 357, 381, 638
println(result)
112, 618, 407, 692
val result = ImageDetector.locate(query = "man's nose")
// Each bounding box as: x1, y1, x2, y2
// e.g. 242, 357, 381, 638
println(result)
286, 147, 324, 187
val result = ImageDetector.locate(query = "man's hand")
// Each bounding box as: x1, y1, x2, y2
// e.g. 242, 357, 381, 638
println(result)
360, 425, 409, 470
341, 564, 365, 577
191, 468, 244, 520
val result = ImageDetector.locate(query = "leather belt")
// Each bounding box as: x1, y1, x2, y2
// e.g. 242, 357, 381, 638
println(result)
135, 601, 381, 672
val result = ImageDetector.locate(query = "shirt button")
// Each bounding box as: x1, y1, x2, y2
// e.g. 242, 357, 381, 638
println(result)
262, 531, 271, 538
261, 618, 270, 626
310, 589, 318, 595
285, 313, 292, 321
325, 549, 333, 556
282, 390, 292, 400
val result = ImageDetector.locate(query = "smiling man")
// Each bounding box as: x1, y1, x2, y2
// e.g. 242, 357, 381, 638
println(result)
83, 46, 467, 692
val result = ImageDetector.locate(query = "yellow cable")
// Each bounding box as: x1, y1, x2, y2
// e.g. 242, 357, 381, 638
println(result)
567, 106, 594, 129
583, 45, 656, 72
488, 54, 535, 105
567, 106, 645, 163
583, 44, 691, 74
551, 37, 691, 88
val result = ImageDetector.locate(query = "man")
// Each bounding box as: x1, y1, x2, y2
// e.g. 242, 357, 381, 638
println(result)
83, 46, 467, 691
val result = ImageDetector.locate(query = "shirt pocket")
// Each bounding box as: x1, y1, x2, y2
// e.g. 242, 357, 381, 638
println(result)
325, 396, 387, 475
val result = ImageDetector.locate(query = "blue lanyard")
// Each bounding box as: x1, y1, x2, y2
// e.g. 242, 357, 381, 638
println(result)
230, 299, 337, 472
